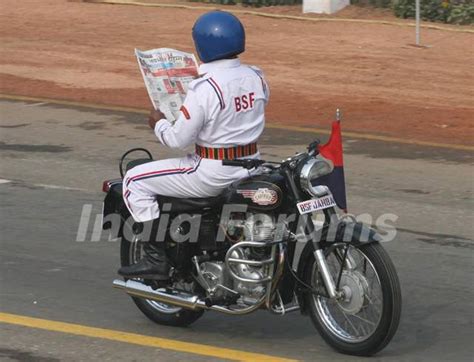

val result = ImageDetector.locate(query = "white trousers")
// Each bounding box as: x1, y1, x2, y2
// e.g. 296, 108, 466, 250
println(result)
123, 153, 251, 222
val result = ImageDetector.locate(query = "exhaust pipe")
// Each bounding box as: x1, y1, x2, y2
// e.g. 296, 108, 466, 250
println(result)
113, 279, 207, 310
113, 279, 267, 315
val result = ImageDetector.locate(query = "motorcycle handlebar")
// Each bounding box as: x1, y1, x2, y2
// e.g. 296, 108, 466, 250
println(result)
222, 159, 246, 167
222, 159, 266, 169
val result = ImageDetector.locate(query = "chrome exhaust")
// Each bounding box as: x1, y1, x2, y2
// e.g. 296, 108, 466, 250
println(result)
113, 279, 267, 315
113, 279, 207, 310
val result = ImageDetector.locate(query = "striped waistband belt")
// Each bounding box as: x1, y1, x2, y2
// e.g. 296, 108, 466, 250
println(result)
195, 143, 258, 160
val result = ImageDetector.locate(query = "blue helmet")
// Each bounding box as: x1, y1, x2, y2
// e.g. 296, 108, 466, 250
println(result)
192, 11, 245, 63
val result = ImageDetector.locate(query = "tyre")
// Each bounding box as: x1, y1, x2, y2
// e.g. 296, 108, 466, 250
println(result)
304, 242, 401, 356
120, 232, 204, 327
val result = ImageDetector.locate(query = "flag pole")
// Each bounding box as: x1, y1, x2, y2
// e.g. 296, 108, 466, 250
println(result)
416, 0, 421, 45
336, 108, 346, 212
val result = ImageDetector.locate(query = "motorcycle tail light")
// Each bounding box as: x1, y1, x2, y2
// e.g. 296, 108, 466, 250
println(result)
102, 180, 111, 193
102, 178, 122, 193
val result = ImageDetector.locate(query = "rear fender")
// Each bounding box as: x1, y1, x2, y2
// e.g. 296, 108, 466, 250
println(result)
102, 180, 125, 231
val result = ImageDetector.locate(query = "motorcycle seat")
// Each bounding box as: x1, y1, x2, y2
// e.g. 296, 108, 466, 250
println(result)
157, 194, 223, 213
110, 183, 223, 213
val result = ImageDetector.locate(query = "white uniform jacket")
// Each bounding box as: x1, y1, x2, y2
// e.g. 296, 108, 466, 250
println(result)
123, 58, 270, 222
154, 57, 269, 149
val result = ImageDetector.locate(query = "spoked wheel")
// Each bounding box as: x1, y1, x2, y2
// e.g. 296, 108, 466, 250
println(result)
304, 242, 401, 356
120, 233, 204, 327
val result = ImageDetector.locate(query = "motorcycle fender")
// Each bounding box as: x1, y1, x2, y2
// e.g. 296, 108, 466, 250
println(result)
102, 183, 125, 231
295, 221, 381, 314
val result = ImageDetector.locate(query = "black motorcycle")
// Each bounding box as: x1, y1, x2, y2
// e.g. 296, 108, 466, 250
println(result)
102, 142, 401, 356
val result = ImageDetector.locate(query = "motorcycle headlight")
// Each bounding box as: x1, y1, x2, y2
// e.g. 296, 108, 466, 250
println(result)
299, 156, 334, 197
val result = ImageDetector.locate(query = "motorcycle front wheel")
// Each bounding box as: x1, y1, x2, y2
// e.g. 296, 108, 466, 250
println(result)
120, 234, 204, 327
303, 242, 401, 356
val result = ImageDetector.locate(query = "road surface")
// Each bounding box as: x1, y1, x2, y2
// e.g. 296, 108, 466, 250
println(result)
0, 99, 473, 361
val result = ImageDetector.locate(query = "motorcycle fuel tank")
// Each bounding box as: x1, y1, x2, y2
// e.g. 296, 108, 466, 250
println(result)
224, 174, 286, 211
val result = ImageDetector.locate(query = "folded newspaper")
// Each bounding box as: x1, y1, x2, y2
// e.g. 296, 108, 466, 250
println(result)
135, 48, 199, 122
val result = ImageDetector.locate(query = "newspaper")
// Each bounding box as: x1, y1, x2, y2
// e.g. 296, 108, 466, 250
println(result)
135, 48, 199, 122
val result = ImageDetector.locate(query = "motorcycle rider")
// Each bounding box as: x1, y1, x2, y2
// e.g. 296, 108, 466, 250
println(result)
118, 10, 270, 280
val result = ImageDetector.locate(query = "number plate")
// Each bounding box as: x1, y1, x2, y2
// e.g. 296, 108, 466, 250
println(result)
296, 194, 337, 215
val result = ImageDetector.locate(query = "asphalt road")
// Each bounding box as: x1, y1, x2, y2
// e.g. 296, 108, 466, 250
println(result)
0, 99, 473, 361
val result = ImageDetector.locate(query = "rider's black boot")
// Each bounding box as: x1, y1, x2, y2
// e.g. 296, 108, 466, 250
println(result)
118, 221, 171, 280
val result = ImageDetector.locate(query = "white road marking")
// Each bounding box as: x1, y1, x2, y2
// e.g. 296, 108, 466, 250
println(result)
0, 178, 85, 191
34, 183, 86, 191
24, 102, 48, 107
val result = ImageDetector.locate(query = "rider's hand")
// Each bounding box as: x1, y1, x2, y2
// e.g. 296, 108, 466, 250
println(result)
148, 108, 166, 129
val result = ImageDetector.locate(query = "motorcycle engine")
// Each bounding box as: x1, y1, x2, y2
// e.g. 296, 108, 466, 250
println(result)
227, 213, 277, 243
197, 214, 282, 305
198, 252, 269, 305
228, 246, 269, 304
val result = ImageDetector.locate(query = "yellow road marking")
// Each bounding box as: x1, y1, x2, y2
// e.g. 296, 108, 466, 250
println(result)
1, 93, 473, 151
83, 0, 474, 33
0, 312, 296, 362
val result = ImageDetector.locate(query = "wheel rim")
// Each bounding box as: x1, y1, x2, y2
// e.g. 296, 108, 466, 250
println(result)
311, 245, 384, 343
129, 238, 182, 314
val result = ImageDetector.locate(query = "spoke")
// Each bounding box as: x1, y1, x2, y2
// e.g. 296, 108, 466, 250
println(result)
366, 292, 383, 316
349, 312, 369, 336
351, 312, 377, 326
369, 271, 376, 291
337, 304, 360, 336
366, 293, 383, 309
365, 262, 380, 293
356, 318, 369, 336
363, 302, 381, 323
367, 304, 382, 325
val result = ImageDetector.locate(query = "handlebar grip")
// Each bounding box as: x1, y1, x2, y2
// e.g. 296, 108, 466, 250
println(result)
222, 160, 245, 167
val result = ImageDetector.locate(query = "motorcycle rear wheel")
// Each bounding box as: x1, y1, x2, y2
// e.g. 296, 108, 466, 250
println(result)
120, 234, 204, 327
304, 242, 401, 356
